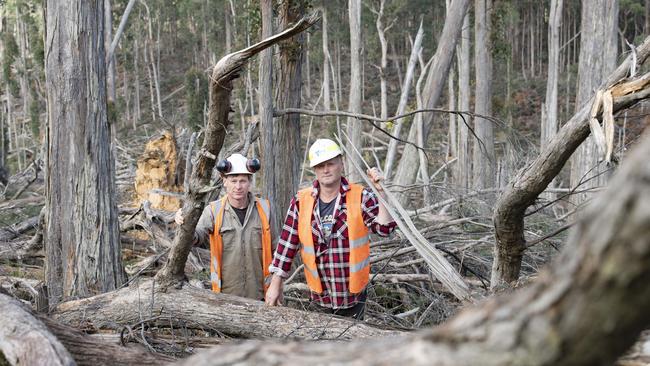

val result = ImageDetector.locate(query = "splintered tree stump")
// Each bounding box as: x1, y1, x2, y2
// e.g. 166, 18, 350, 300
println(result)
134, 131, 183, 211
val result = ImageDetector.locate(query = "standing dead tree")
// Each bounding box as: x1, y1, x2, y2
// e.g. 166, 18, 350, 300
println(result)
391, 0, 470, 205
178, 127, 650, 365
44, 0, 124, 305
491, 35, 650, 289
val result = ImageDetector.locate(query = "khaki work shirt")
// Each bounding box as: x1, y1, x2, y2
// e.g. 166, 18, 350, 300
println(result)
195, 194, 272, 300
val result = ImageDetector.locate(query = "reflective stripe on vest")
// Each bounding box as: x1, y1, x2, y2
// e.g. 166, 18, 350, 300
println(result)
297, 184, 370, 294
208, 197, 273, 294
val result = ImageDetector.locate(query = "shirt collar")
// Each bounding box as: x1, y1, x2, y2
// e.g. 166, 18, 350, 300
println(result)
311, 176, 350, 198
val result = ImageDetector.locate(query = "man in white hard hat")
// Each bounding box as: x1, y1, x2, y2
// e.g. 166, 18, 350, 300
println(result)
265, 139, 396, 319
175, 153, 273, 300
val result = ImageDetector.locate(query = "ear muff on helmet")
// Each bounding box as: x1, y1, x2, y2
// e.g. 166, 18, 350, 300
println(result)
216, 159, 232, 173
246, 158, 261, 173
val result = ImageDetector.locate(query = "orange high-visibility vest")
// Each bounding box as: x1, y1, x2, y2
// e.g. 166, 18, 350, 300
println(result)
297, 183, 370, 294
209, 197, 272, 294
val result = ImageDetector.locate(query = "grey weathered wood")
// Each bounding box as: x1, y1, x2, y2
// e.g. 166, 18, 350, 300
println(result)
0, 215, 38, 242
258, 0, 274, 239
346, 0, 363, 183
104, 0, 116, 102
0, 294, 75, 366
321, 7, 332, 110
44, 0, 124, 305
179, 130, 650, 366
266, 0, 305, 234
391, 0, 470, 204
455, 13, 471, 190
51, 279, 397, 341
42, 315, 173, 365
155, 12, 319, 288
542, 0, 563, 146
384, 21, 424, 179
491, 36, 650, 289
106, 0, 137, 64
472, 0, 494, 190
570, 0, 619, 203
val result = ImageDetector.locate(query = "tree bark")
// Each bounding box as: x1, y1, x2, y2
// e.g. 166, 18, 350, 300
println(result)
321, 7, 331, 110
51, 279, 396, 341
178, 129, 650, 366
0, 294, 75, 366
456, 12, 471, 190
0, 293, 172, 366
392, 0, 470, 205
372, 0, 391, 121
104, 0, 116, 102
43, 316, 174, 365
491, 36, 650, 289
258, 0, 275, 235
346, 0, 363, 183
542, 0, 563, 146
570, 0, 619, 203
472, 0, 494, 190
268, 0, 306, 233
44, 0, 124, 305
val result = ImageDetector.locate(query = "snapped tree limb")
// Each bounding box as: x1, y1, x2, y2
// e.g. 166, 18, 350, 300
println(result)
491, 35, 650, 289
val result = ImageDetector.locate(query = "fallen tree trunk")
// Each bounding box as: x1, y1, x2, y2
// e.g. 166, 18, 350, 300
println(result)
0, 293, 172, 366
0, 211, 43, 261
51, 279, 398, 340
41, 317, 173, 366
0, 294, 75, 366
491, 35, 650, 289
175, 130, 650, 365
0, 215, 39, 242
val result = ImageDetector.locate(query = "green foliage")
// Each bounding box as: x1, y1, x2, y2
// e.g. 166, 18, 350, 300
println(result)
491, 0, 518, 62
246, 0, 261, 37
107, 100, 119, 129
1, 31, 20, 97
184, 67, 208, 131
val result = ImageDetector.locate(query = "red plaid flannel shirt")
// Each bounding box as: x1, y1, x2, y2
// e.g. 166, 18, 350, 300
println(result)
269, 177, 396, 309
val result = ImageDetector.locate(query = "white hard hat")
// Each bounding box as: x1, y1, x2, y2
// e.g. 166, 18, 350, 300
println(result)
216, 153, 261, 175
308, 139, 342, 167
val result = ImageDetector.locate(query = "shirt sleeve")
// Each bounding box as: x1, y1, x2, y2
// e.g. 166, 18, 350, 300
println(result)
268, 195, 301, 278
194, 203, 215, 248
361, 188, 397, 237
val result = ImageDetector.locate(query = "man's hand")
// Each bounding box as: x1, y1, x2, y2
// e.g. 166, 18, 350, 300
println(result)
174, 209, 184, 225
366, 167, 385, 193
265, 275, 284, 306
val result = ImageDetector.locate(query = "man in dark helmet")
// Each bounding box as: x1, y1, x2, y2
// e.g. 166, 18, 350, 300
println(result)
175, 153, 273, 300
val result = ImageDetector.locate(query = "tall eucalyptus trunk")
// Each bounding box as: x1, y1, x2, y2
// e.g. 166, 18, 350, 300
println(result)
44, 0, 124, 305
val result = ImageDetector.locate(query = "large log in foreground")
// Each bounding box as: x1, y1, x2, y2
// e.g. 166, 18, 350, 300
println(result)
175, 133, 650, 365
41, 316, 173, 366
0, 293, 172, 366
51, 280, 398, 341
0, 294, 75, 366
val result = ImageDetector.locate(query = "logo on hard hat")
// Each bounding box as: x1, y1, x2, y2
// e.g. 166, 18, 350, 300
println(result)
308, 139, 342, 167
